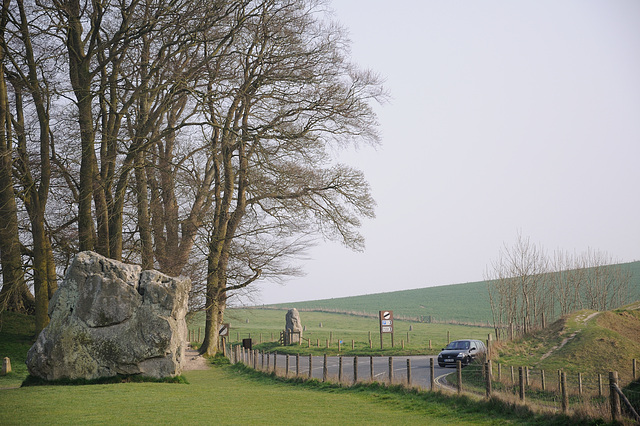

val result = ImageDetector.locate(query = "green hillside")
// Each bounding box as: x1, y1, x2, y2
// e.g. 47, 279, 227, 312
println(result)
267, 261, 640, 325
268, 280, 492, 324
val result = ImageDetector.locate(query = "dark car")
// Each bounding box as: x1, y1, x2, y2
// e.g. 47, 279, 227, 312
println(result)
437, 339, 486, 367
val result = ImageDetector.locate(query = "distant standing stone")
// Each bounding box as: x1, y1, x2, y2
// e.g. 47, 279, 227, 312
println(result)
285, 308, 303, 334
285, 308, 303, 344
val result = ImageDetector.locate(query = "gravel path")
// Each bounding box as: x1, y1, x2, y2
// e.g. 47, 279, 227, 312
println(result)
182, 346, 210, 371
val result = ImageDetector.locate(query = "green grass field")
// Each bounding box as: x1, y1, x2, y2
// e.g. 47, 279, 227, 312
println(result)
189, 308, 494, 356
266, 261, 640, 325
2, 312, 601, 425
1, 359, 598, 425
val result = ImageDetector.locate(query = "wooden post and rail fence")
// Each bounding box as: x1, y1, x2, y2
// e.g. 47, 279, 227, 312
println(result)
224, 343, 640, 423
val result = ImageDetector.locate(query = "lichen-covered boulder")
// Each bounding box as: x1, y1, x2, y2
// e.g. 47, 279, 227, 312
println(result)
26, 251, 191, 380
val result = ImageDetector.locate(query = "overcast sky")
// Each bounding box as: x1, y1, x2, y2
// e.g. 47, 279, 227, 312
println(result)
251, 0, 640, 306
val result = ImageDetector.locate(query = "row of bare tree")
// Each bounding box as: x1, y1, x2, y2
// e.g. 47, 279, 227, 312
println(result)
486, 234, 631, 338
0, 0, 385, 355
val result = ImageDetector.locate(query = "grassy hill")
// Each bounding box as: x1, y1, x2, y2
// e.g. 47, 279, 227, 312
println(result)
266, 261, 640, 325
493, 301, 640, 384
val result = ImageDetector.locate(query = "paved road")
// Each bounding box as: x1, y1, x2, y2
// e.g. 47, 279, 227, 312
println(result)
243, 353, 456, 390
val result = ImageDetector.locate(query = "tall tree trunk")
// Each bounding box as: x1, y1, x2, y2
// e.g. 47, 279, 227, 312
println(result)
0, 16, 33, 313
134, 151, 153, 269
65, 0, 95, 252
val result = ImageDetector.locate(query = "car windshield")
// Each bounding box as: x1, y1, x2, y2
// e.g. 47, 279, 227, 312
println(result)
445, 341, 470, 350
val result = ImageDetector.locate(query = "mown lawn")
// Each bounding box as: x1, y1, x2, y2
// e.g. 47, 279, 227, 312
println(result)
0, 364, 477, 425
1, 360, 595, 425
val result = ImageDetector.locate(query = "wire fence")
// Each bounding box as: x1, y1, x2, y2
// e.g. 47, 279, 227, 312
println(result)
223, 342, 640, 423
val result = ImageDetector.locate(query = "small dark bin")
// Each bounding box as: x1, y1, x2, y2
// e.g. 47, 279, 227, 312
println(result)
242, 338, 252, 350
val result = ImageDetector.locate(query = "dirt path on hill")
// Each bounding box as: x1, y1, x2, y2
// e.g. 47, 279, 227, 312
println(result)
540, 311, 600, 361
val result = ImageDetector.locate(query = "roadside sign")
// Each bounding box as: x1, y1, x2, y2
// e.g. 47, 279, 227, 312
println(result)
379, 311, 393, 333
219, 323, 230, 337
379, 310, 394, 350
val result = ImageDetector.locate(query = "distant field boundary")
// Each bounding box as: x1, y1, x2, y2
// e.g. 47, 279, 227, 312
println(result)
253, 306, 496, 329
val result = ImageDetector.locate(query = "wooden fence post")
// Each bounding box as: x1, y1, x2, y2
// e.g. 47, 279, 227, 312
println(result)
388, 357, 393, 384
497, 363, 501, 381
370, 355, 374, 381
634, 359, 637, 380
541, 369, 546, 391
485, 361, 492, 398
308, 354, 313, 379
353, 356, 358, 384
338, 356, 343, 382
352, 339, 355, 350
457, 361, 462, 394
519, 367, 525, 402
323, 354, 328, 382
609, 371, 621, 422
296, 354, 300, 376
578, 372, 583, 396
407, 358, 412, 386
525, 366, 530, 386
338, 340, 341, 352
285, 354, 289, 378
447, 331, 450, 344
430, 357, 435, 390
510, 365, 514, 383
598, 373, 603, 397
561, 371, 568, 413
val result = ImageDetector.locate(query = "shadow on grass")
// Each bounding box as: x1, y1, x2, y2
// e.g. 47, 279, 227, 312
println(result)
22, 374, 188, 387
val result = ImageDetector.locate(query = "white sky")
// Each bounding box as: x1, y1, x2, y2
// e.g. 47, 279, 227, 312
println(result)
252, 0, 640, 305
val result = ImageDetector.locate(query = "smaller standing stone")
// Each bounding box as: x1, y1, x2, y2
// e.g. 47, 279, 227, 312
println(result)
285, 308, 303, 345
2, 357, 11, 375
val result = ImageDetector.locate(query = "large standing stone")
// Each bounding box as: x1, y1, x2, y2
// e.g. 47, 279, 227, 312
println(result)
284, 308, 302, 345
26, 251, 191, 381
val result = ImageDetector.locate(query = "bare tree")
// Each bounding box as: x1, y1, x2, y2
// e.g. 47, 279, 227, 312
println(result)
0, 0, 34, 314
486, 233, 550, 337
198, 0, 385, 355
487, 235, 633, 339
581, 249, 630, 311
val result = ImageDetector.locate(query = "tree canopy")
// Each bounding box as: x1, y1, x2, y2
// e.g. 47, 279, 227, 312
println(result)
0, 0, 386, 343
